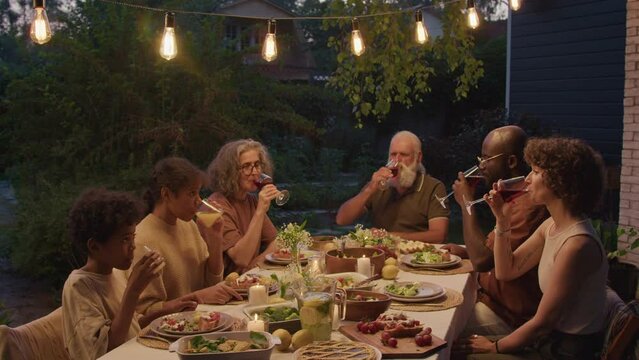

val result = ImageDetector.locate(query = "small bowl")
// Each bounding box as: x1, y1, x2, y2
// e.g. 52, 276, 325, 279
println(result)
243, 302, 301, 334
325, 247, 385, 276
169, 331, 278, 360
310, 235, 337, 252
344, 290, 391, 321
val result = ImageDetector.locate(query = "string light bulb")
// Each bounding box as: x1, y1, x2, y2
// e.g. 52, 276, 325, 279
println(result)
29, 0, 52, 45
351, 18, 365, 56
466, 0, 480, 29
262, 19, 277, 62
510, 0, 521, 11
415, 10, 429, 44
160, 12, 177, 60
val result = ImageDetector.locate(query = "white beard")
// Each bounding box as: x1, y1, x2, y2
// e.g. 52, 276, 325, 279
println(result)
398, 161, 419, 188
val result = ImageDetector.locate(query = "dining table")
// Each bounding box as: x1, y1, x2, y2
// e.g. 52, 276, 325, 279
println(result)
99, 262, 478, 360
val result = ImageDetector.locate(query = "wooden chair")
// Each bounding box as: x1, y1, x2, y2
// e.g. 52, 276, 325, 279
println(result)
601, 298, 639, 360
0, 307, 70, 360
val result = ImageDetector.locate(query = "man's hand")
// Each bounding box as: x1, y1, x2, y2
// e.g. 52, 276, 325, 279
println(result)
163, 294, 198, 313
452, 171, 477, 207
370, 166, 394, 191
440, 244, 468, 259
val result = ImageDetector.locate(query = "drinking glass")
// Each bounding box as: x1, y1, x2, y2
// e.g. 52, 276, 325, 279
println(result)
463, 175, 528, 215
435, 165, 481, 208
379, 158, 400, 190
196, 199, 224, 227
254, 173, 290, 206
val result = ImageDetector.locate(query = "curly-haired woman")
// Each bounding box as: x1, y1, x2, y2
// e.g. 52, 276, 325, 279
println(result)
204, 139, 282, 275
62, 188, 165, 359
459, 137, 609, 359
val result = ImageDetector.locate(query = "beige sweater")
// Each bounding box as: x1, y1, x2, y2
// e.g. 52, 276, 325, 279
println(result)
62, 269, 140, 360
116, 213, 218, 315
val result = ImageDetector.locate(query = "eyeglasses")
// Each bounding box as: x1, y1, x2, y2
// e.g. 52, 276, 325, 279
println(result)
239, 161, 263, 175
476, 153, 504, 166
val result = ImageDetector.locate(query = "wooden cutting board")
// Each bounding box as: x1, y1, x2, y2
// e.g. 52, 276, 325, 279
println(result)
339, 324, 447, 358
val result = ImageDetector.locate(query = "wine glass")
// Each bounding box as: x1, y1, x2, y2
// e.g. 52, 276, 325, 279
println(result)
435, 165, 481, 208
463, 175, 528, 215
379, 159, 400, 190
255, 173, 290, 206
196, 199, 224, 227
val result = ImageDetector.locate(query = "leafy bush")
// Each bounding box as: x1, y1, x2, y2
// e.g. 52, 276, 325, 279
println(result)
0, 301, 12, 326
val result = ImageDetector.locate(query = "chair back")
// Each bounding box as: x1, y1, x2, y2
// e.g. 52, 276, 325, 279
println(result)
0, 307, 70, 360
601, 298, 639, 360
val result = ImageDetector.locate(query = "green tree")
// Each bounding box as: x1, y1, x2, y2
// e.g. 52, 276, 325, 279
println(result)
323, 0, 483, 126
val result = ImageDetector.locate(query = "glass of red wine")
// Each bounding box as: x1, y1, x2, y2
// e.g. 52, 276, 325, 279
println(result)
435, 165, 480, 208
379, 159, 400, 190
463, 175, 528, 215
254, 173, 290, 206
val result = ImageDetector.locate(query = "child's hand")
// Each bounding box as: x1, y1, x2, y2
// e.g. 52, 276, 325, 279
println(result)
127, 251, 164, 295
164, 294, 198, 313
195, 283, 243, 304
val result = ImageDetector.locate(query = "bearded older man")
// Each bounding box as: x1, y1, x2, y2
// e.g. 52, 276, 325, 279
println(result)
336, 131, 449, 243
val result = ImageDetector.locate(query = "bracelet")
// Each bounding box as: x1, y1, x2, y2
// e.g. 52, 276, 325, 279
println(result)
495, 339, 501, 353
494, 226, 511, 235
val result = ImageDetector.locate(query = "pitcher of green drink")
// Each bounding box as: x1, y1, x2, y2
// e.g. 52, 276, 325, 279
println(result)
292, 276, 346, 341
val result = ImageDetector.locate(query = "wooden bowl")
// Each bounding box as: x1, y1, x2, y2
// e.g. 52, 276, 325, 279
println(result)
344, 290, 391, 321
325, 247, 385, 276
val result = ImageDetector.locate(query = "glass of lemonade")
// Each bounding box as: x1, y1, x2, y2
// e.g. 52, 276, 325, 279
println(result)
196, 199, 224, 227
293, 276, 345, 341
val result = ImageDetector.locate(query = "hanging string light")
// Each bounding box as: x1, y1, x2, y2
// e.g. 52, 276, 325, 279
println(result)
262, 19, 278, 62
510, 0, 521, 11
414, 10, 429, 44
160, 12, 177, 60
466, 0, 480, 29
29, 0, 52, 45
351, 18, 365, 56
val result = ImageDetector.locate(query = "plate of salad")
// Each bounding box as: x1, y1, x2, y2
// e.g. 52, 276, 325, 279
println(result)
400, 251, 462, 269
384, 282, 446, 303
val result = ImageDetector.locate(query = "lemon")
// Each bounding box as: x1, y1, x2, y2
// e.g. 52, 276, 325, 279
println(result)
291, 329, 313, 350
299, 306, 322, 325
384, 257, 398, 266
272, 329, 291, 351
381, 264, 399, 279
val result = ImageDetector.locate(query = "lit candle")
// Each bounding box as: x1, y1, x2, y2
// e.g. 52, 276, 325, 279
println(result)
248, 284, 268, 306
357, 255, 371, 277
247, 313, 265, 332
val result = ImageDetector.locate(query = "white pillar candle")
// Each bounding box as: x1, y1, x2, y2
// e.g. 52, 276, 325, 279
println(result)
357, 255, 371, 277
248, 284, 268, 306
247, 314, 265, 332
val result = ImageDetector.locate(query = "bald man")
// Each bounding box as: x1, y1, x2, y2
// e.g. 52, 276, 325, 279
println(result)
443, 125, 548, 339
336, 131, 449, 243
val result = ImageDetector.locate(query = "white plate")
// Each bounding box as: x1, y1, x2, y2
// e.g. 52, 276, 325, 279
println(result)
265, 250, 318, 265
150, 311, 233, 338
293, 342, 381, 360
400, 253, 462, 269
384, 281, 446, 303
324, 272, 371, 289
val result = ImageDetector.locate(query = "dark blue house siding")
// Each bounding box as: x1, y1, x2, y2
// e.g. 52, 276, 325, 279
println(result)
509, 0, 626, 164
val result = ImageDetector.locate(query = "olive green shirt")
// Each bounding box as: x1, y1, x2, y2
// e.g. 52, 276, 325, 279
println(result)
365, 172, 449, 232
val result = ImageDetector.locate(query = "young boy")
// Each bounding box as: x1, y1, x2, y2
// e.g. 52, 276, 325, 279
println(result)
62, 188, 178, 359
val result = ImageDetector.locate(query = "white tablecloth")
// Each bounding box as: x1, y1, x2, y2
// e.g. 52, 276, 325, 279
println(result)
99, 268, 478, 360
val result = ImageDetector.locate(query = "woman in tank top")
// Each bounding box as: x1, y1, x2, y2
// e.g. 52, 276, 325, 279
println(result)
459, 137, 608, 360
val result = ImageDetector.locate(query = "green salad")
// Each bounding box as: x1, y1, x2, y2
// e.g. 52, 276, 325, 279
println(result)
186, 332, 268, 353
385, 282, 419, 297
412, 251, 444, 264
261, 306, 299, 322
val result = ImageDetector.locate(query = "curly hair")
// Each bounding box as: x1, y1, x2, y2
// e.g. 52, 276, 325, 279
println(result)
68, 188, 143, 255
524, 137, 606, 216
207, 139, 273, 197
143, 157, 206, 213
